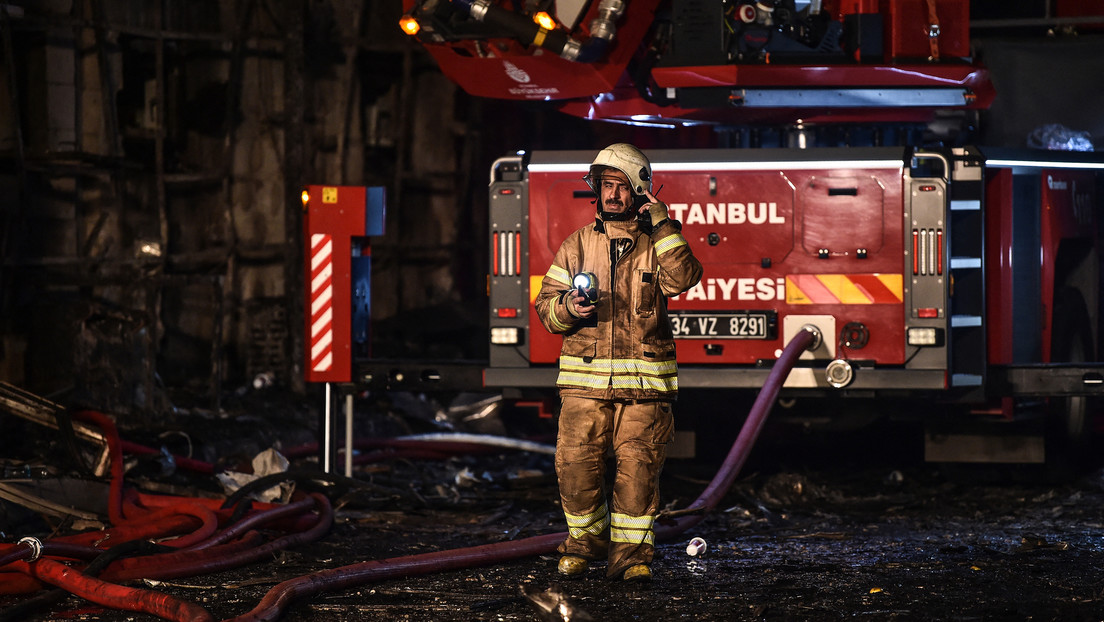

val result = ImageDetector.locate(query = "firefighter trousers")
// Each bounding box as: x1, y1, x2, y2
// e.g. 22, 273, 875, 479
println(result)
555, 396, 674, 578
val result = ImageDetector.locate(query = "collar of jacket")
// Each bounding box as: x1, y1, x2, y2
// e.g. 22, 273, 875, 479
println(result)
593, 215, 641, 237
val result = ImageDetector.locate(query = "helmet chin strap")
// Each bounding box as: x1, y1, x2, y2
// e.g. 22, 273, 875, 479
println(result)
598, 195, 646, 221
600, 209, 634, 221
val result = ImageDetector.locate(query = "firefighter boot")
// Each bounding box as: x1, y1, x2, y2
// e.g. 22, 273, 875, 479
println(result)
623, 564, 652, 582
557, 555, 588, 577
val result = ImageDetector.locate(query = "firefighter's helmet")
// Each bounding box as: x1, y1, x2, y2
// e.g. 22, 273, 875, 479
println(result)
585, 143, 652, 197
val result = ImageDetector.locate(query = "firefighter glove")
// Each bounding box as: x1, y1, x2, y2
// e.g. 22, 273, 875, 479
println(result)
641, 201, 669, 227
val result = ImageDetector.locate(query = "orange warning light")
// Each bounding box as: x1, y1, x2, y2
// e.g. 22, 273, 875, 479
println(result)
532, 11, 556, 30
399, 15, 420, 36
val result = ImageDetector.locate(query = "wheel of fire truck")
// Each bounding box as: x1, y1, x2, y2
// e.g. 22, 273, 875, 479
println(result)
1047, 287, 1101, 470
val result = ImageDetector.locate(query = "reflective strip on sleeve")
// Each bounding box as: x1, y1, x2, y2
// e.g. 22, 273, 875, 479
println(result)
546, 264, 572, 287
654, 233, 688, 256
610, 513, 656, 545
548, 293, 574, 332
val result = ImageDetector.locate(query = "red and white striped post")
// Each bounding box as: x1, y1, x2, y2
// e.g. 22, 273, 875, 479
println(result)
303, 185, 385, 473
309, 232, 336, 376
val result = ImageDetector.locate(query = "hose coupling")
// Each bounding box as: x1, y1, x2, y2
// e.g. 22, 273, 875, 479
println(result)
800, 324, 823, 351
561, 39, 582, 60
587, 0, 625, 42
825, 358, 854, 388
469, 0, 491, 21
18, 536, 43, 562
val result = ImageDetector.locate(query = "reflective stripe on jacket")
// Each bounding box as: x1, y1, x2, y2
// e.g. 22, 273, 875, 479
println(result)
535, 214, 703, 401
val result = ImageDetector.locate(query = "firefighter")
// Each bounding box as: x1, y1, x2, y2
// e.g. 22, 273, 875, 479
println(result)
535, 143, 703, 581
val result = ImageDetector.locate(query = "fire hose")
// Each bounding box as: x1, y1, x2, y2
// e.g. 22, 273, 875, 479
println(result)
20, 557, 214, 622
2, 327, 816, 621
230, 326, 819, 621
0, 404, 335, 617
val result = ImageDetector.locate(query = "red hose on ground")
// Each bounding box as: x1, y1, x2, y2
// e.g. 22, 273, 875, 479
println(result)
227, 329, 818, 622
0, 518, 211, 595
127, 491, 312, 532
0, 572, 44, 596
130, 491, 277, 514
14, 557, 214, 622
101, 531, 267, 581
185, 496, 317, 550
132, 502, 220, 549
69, 409, 238, 528
0, 541, 98, 567
70, 409, 127, 525
0, 541, 101, 595
0, 408, 322, 604
1, 497, 324, 601
104, 493, 332, 583
67, 409, 286, 540
54, 513, 200, 550
120, 439, 216, 475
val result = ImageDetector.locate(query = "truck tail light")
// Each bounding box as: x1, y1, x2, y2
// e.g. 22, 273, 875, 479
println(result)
493, 230, 521, 276
912, 228, 943, 276
912, 229, 919, 275
936, 229, 943, 275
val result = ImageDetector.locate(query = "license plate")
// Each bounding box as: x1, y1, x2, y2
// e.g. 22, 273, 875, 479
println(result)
669, 310, 776, 339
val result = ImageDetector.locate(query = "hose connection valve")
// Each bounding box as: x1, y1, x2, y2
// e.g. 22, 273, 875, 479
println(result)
800, 324, 823, 351
825, 359, 855, 388
18, 536, 43, 562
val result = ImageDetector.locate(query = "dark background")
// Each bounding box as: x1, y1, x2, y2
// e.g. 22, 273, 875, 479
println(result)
1, 1, 1102, 425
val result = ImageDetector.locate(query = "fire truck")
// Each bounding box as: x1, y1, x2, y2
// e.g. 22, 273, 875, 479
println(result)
315, 1, 1104, 463
482, 146, 1104, 463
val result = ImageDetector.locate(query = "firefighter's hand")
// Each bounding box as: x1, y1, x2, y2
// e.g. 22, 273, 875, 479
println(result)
639, 191, 669, 227
569, 289, 596, 319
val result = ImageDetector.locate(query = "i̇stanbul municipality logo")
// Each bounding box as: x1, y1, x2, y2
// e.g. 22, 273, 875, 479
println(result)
504, 61, 530, 84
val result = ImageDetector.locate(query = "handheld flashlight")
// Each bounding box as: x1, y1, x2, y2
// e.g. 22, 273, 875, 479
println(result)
572, 272, 598, 305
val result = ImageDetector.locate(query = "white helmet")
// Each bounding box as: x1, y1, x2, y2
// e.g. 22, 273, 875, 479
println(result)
584, 143, 652, 197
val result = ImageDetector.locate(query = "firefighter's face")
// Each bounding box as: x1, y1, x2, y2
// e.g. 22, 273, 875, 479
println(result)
599, 169, 633, 213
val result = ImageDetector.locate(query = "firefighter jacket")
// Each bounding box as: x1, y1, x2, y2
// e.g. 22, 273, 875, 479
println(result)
535, 213, 703, 401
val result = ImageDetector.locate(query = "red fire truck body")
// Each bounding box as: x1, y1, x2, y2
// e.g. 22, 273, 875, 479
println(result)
399, 0, 995, 127
486, 147, 1104, 418
358, 1, 1104, 461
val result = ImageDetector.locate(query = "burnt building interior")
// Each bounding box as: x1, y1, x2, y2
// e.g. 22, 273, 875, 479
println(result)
2, 1, 1104, 621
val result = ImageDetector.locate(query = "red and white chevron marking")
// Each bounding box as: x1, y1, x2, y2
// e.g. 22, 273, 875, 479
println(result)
309, 233, 334, 373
